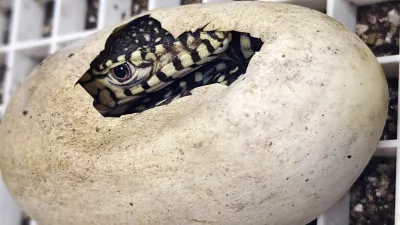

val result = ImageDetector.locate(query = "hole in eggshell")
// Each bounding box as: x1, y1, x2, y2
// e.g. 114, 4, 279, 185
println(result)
77, 15, 264, 117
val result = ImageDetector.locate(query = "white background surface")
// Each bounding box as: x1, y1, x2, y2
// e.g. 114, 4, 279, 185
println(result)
0, 0, 398, 225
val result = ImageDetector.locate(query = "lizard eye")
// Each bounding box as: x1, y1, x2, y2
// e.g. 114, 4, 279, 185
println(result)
111, 62, 136, 82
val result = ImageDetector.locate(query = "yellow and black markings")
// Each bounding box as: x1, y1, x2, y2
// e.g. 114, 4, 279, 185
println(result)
78, 15, 263, 117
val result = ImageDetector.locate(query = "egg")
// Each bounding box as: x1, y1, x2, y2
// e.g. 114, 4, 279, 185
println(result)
0, 2, 388, 225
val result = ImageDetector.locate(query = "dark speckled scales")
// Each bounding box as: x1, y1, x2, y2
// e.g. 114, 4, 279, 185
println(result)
91, 15, 175, 71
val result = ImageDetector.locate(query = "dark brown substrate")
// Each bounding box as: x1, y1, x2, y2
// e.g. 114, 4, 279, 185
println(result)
356, 1, 400, 57
350, 157, 396, 225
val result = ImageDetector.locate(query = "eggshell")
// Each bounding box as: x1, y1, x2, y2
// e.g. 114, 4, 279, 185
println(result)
0, 2, 388, 225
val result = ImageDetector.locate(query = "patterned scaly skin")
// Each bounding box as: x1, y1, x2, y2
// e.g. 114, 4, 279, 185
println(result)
78, 15, 262, 117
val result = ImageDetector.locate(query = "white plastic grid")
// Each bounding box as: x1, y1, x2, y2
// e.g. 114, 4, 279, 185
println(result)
0, 0, 397, 225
